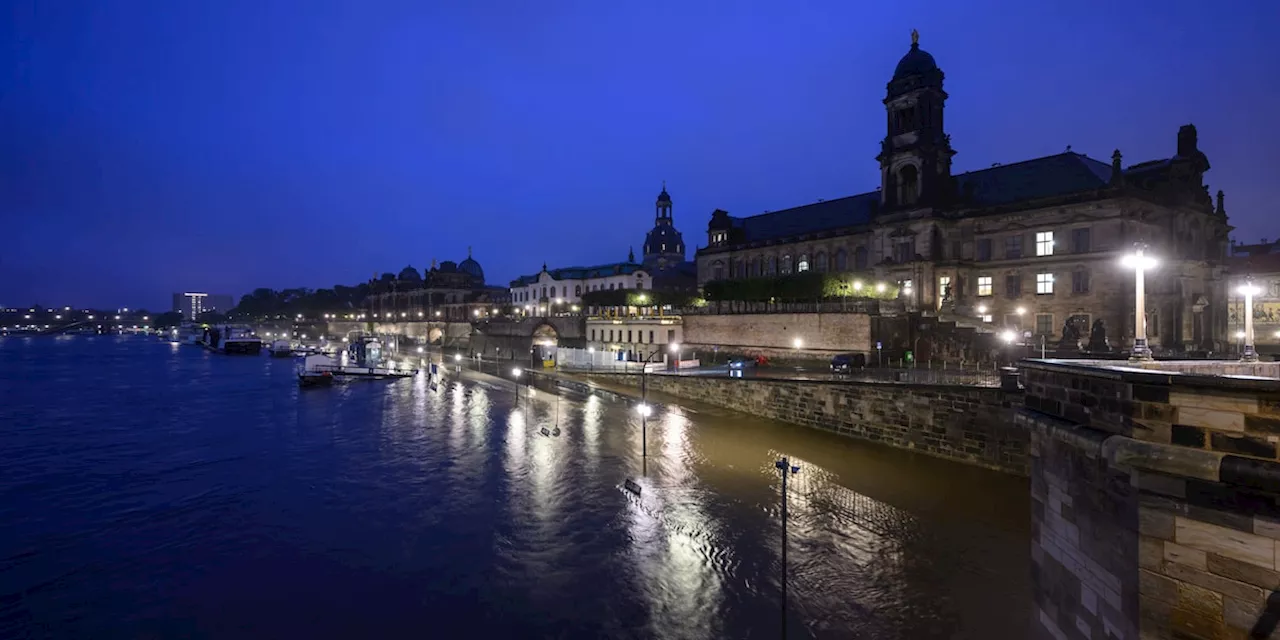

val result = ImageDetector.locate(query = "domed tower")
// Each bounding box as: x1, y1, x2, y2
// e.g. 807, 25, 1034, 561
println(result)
458, 246, 485, 287
642, 182, 686, 270
878, 29, 955, 211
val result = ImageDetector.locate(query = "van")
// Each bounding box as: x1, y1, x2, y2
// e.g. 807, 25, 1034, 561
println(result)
830, 352, 866, 373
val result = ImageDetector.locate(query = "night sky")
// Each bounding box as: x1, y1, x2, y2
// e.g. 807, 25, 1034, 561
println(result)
2, 0, 1276, 310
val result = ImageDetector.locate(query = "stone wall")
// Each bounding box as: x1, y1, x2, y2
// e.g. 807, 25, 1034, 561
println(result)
682, 313, 872, 357
1021, 359, 1280, 639
1023, 411, 1138, 640
325, 320, 472, 346
576, 372, 1026, 474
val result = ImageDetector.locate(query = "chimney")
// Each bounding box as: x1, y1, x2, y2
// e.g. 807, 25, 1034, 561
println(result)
1177, 124, 1198, 157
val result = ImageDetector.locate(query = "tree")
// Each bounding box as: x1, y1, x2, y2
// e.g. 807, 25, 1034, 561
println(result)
153, 311, 185, 328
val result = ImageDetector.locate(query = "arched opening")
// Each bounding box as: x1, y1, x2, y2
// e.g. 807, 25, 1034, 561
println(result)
898, 165, 920, 206
814, 251, 827, 272
712, 260, 726, 281
427, 327, 443, 345
531, 323, 559, 366
797, 254, 810, 272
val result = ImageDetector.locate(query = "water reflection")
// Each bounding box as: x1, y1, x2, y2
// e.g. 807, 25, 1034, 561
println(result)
1, 337, 1028, 639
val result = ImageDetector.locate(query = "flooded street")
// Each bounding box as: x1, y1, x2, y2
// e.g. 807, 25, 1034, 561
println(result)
1, 336, 1029, 638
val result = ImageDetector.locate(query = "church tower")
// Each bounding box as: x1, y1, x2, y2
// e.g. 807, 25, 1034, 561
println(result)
877, 30, 955, 211
642, 182, 686, 270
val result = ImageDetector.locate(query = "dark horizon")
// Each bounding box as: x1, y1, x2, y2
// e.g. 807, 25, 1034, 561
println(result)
3, 0, 1277, 310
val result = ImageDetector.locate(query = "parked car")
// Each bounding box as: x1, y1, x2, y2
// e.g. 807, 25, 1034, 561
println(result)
728, 357, 757, 370
830, 352, 866, 373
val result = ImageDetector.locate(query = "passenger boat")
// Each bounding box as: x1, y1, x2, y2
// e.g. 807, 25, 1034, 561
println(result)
201, 325, 263, 355
297, 354, 337, 387
268, 339, 294, 358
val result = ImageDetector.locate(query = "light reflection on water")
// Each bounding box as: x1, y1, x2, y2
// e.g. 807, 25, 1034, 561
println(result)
0, 336, 1029, 639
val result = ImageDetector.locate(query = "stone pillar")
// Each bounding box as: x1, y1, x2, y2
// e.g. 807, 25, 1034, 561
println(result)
1022, 360, 1280, 639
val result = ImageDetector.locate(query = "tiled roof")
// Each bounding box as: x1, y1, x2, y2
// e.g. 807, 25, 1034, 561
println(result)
955, 152, 1115, 207
731, 192, 879, 242
723, 152, 1130, 245
510, 262, 646, 287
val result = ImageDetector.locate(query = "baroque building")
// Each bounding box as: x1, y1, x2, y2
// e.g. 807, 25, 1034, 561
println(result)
366, 248, 509, 323
696, 31, 1231, 352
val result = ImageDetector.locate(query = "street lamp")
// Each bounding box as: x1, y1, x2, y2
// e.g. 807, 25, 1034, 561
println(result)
1001, 330, 1017, 344
588, 346, 595, 372
1239, 278, 1261, 362
874, 282, 886, 293
512, 367, 524, 410
792, 337, 803, 349
775, 457, 801, 638
669, 342, 681, 370
637, 403, 653, 473
1121, 244, 1158, 362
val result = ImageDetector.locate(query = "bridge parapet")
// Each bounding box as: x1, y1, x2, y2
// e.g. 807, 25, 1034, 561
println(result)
1019, 359, 1280, 640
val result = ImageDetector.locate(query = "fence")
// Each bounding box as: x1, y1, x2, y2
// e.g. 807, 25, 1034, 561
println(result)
681, 299, 898, 315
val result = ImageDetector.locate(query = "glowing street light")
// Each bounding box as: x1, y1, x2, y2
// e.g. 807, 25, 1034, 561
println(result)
976, 304, 988, 314
1121, 244, 1158, 362
416, 346, 424, 354
875, 282, 886, 293
1001, 330, 1017, 344
852, 280, 864, 291
1015, 307, 1026, 316
637, 402, 653, 465
473, 309, 481, 317
775, 457, 801, 637
793, 337, 803, 349
1238, 278, 1261, 362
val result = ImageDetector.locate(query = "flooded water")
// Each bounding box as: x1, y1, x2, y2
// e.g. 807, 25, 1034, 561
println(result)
0, 335, 1030, 639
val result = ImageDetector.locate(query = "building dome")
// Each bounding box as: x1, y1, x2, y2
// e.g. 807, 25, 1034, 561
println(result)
893, 43, 938, 81
644, 225, 684, 256
458, 256, 484, 284
657, 187, 671, 203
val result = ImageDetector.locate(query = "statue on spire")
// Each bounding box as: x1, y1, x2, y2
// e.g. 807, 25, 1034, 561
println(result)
911, 28, 919, 46
629, 246, 635, 263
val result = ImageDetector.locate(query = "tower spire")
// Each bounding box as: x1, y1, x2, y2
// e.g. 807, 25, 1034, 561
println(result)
911, 28, 919, 47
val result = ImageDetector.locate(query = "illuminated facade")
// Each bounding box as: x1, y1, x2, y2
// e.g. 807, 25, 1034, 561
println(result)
696, 32, 1231, 353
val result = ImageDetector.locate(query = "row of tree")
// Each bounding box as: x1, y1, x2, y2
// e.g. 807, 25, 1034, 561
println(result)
701, 272, 900, 302
578, 289, 701, 309
229, 284, 372, 319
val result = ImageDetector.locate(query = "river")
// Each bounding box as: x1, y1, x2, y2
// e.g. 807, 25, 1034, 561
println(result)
0, 335, 1030, 638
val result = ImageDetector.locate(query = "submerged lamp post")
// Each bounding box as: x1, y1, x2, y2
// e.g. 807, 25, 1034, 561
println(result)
512, 367, 524, 411
1239, 277, 1261, 362
1122, 244, 1158, 362
636, 402, 653, 473
775, 457, 800, 639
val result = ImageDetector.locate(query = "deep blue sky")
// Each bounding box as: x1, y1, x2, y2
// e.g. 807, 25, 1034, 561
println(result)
2, 0, 1277, 310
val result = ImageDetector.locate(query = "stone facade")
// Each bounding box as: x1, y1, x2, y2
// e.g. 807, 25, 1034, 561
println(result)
585, 315, 683, 361
682, 312, 872, 356
696, 33, 1231, 354
1021, 360, 1280, 639
577, 372, 1026, 474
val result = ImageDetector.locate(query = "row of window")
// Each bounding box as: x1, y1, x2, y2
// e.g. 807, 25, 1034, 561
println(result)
709, 228, 1094, 280
1002, 313, 1093, 337
589, 328, 678, 344
975, 229, 1091, 261
973, 269, 1091, 297
513, 280, 644, 302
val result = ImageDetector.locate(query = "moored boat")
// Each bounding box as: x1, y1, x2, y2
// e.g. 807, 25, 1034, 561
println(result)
268, 339, 294, 358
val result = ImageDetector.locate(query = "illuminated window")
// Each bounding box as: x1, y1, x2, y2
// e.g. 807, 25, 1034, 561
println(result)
1036, 273, 1055, 294
939, 276, 952, 298
1036, 231, 1055, 256
797, 255, 809, 272
977, 276, 993, 297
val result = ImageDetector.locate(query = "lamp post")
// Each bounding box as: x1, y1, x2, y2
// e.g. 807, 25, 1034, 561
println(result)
636, 402, 652, 474
512, 367, 524, 411
1122, 244, 1158, 362
669, 341, 681, 371
454, 352, 462, 373
1239, 277, 1260, 362
588, 346, 595, 372
775, 457, 800, 639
